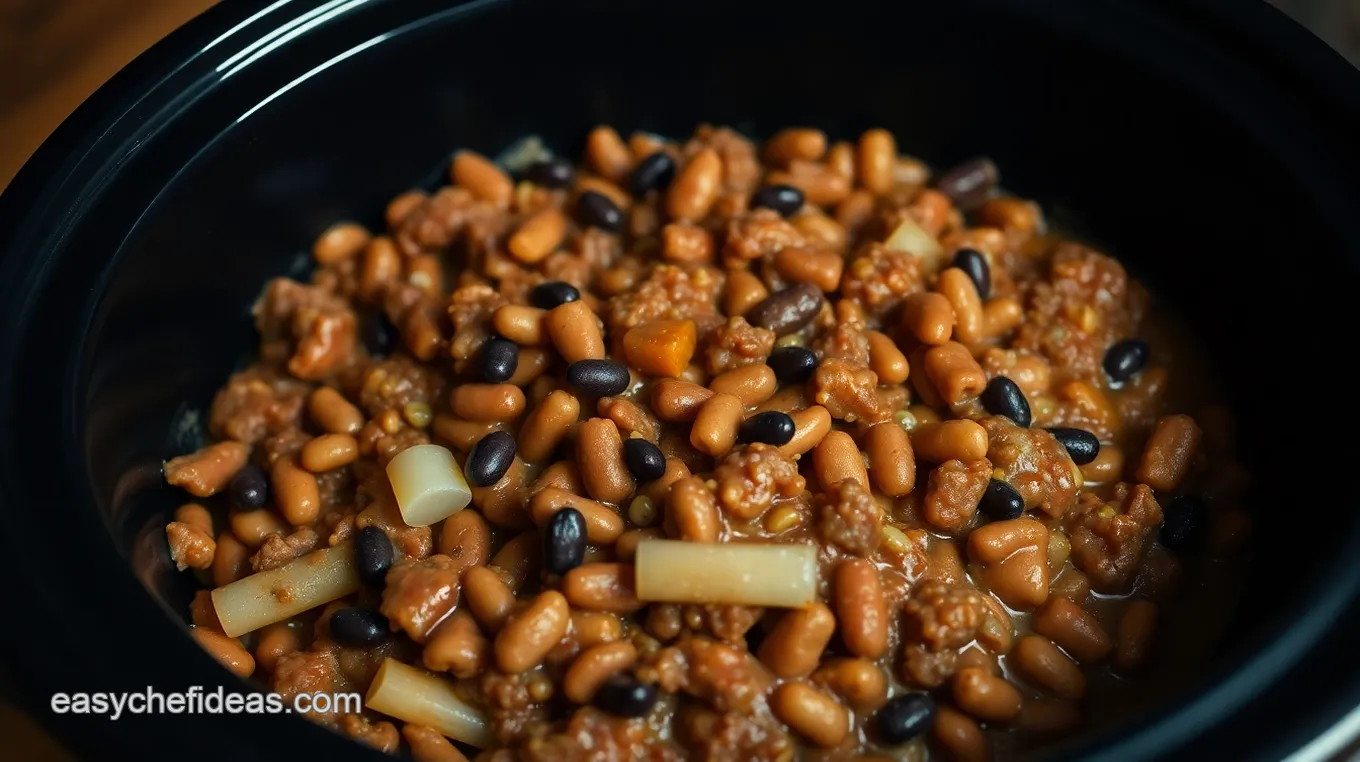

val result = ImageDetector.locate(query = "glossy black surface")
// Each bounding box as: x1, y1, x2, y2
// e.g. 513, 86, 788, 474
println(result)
1, 1, 1359, 761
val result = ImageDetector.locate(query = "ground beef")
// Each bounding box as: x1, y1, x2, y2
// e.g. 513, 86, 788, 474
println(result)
678, 636, 772, 713
809, 359, 887, 423
380, 554, 461, 643
982, 416, 1081, 517
209, 367, 310, 445
922, 459, 991, 534
1065, 482, 1163, 593
273, 649, 341, 724
341, 714, 399, 753
811, 320, 871, 367
687, 126, 762, 197
978, 348, 1052, 401
700, 605, 765, 644
816, 478, 882, 557
250, 527, 320, 572
607, 265, 724, 334
253, 277, 358, 380
838, 242, 925, 318
574, 226, 624, 272
519, 707, 684, 762
721, 209, 806, 266
704, 317, 775, 375
482, 670, 550, 746
396, 186, 480, 254
902, 581, 986, 651
356, 353, 445, 418
355, 470, 433, 559
1012, 243, 1148, 384
713, 444, 806, 521
166, 522, 215, 571
541, 251, 594, 291
261, 427, 309, 466
678, 707, 794, 762
447, 284, 506, 373
901, 642, 959, 688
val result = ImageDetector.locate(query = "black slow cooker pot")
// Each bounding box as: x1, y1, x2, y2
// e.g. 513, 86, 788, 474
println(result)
2, 0, 1359, 759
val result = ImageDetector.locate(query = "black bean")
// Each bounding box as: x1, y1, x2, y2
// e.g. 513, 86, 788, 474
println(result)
629, 152, 676, 196
531, 281, 581, 310
354, 526, 393, 585
525, 156, 575, 189
750, 184, 805, 217
1103, 338, 1150, 383
594, 674, 659, 718
739, 411, 796, 446
566, 359, 631, 397
465, 431, 517, 487
978, 479, 1025, 521
544, 507, 587, 575
329, 608, 389, 647
1160, 495, 1206, 552
747, 283, 824, 336
577, 190, 624, 232
980, 376, 1031, 428
623, 439, 667, 482
481, 337, 520, 383
951, 247, 991, 299
875, 692, 936, 745
1047, 427, 1101, 465
767, 346, 819, 386
363, 311, 399, 357
935, 157, 999, 209
228, 465, 269, 510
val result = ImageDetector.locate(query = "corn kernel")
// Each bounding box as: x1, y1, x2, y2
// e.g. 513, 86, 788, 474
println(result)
764, 506, 804, 534
628, 496, 658, 527
881, 525, 912, 555
775, 333, 805, 349
895, 408, 918, 431
379, 409, 402, 435
402, 402, 433, 428
527, 672, 554, 702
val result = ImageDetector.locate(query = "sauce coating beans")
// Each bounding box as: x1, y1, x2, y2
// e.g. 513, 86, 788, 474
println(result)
168, 123, 1245, 761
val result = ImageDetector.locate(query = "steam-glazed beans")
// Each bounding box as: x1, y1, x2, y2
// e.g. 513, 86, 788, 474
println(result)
167, 123, 1244, 760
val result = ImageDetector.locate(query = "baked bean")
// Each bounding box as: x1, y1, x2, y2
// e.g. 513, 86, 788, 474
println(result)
936, 268, 984, 345
572, 611, 623, 649
529, 488, 624, 544
1032, 596, 1112, 663
865, 330, 909, 385
1013, 635, 1085, 700
576, 176, 633, 210
976, 594, 1015, 654
957, 646, 999, 676
490, 530, 540, 592
564, 641, 638, 703
518, 390, 581, 463
451, 151, 512, 208
666, 476, 720, 543
407, 254, 443, 295
254, 622, 301, 673
507, 207, 567, 264
911, 419, 988, 463
978, 197, 1043, 237
766, 128, 827, 165
814, 430, 869, 488
437, 508, 491, 573
191, 628, 255, 678
493, 305, 548, 346
1080, 444, 1124, 484
532, 461, 584, 496
462, 565, 515, 632
577, 418, 634, 504
506, 348, 550, 388
652, 379, 714, 422
812, 658, 888, 712
690, 393, 744, 457
661, 222, 715, 264
835, 189, 876, 233
709, 363, 777, 406
759, 601, 837, 678
494, 590, 571, 673
826, 141, 856, 180
953, 668, 1023, 723
771, 682, 850, 748
313, 222, 369, 264
923, 341, 987, 404
857, 129, 896, 194
640, 456, 690, 504
1136, 414, 1202, 492
228, 508, 284, 550
926, 538, 966, 584
360, 236, 402, 298
748, 283, 823, 336
1058, 380, 1119, 437
933, 705, 989, 762
308, 387, 363, 435
424, 610, 489, 679
212, 531, 251, 586
666, 148, 722, 222
469, 454, 531, 528
546, 300, 606, 363
1016, 699, 1081, 736
403, 724, 470, 762
723, 269, 770, 318
616, 528, 665, 560
864, 421, 915, 496
983, 297, 1023, 338
586, 126, 633, 182
780, 405, 832, 457
563, 563, 643, 613
270, 458, 319, 526
1050, 568, 1091, 603
164, 441, 249, 498
1114, 599, 1158, 673
599, 397, 659, 443
969, 517, 1050, 610
385, 189, 426, 229
774, 247, 844, 292
452, 384, 526, 422
300, 433, 359, 473
174, 503, 212, 536
792, 213, 848, 251
834, 560, 888, 658
432, 416, 507, 452
769, 161, 852, 207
